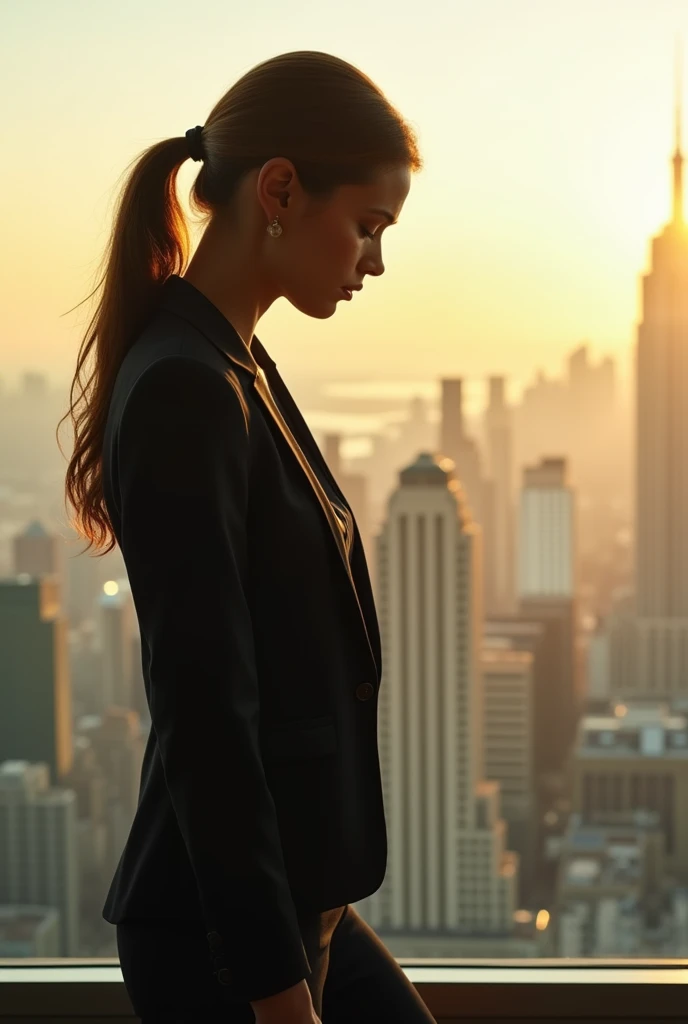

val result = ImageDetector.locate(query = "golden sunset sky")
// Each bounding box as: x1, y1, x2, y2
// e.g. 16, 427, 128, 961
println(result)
2, 0, 688, 399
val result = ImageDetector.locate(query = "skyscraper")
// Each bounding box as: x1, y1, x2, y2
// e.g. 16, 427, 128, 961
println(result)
518, 458, 575, 600
0, 761, 79, 955
13, 520, 62, 578
438, 378, 485, 526
634, 57, 688, 698
517, 458, 579, 770
98, 578, 135, 712
572, 705, 688, 883
485, 376, 515, 615
481, 646, 535, 901
439, 378, 497, 619
363, 453, 517, 935
0, 576, 72, 784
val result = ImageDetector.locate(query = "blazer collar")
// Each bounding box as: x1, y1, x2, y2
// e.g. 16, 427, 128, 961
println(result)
159, 275, 348, 507
159, 274, 275, 378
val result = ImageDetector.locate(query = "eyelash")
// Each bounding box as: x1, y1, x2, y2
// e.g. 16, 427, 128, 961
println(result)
360, 226, 376, 240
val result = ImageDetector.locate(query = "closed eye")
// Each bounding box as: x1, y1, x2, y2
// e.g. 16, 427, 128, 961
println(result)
359, 225, 376, 240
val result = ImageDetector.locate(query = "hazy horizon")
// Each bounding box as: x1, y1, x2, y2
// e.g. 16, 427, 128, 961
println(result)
3, 0, 687, 391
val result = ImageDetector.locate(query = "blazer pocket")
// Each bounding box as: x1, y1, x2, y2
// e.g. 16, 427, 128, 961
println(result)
260, 714, 337, 760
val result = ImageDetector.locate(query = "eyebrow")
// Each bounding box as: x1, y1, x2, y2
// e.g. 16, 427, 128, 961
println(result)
367, 207, 398, 225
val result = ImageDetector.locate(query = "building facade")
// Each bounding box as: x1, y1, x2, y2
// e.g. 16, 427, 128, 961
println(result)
0, 576, 72, 784
484, 376, 516, 615
517, 458, 579, 768
633, 84, 688, 699
571, 704, 688, 882
360, 453, 517, 936
0, 761, 79, 955
481, 647, 535, 900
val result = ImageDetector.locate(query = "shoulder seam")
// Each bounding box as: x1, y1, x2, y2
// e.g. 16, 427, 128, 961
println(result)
122, 351, 249, 431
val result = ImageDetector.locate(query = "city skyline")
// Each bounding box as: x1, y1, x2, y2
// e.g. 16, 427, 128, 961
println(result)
4, 0, 688, 976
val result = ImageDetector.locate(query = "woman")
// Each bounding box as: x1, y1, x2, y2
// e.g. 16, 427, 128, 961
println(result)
61, 50, 433, 1023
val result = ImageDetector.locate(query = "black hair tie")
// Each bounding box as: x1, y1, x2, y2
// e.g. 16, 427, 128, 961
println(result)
185, 125, 205, 162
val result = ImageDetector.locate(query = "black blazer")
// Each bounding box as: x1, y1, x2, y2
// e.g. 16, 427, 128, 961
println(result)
100, 274, 386, 1004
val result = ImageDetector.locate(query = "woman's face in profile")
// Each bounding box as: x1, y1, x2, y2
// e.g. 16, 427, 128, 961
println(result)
270, 163, 411, 319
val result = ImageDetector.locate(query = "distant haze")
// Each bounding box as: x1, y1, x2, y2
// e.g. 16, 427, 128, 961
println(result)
2, 0, 687, 388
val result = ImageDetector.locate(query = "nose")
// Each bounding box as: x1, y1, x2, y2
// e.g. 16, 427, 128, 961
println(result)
360, 254, 385, 278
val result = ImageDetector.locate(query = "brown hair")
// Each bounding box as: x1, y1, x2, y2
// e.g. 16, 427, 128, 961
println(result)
58, 50, 423, 554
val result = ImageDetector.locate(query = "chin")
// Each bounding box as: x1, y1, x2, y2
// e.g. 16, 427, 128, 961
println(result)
288, 295, 338, 319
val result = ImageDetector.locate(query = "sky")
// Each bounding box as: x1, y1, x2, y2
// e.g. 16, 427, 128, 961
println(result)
2, 0, 688, 406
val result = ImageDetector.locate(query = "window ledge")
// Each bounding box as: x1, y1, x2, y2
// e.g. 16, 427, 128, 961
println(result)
1, 959, 687, 1020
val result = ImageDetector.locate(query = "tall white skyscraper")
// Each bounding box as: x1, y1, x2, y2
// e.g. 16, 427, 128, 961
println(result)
633, 58, 688, 697
363, 453, 517, 935
518, 457, 575, 600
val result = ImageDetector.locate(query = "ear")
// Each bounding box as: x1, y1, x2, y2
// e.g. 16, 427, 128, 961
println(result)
257, 157, 297, 214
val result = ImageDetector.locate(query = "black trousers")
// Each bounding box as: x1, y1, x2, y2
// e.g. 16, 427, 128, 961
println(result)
116, 903, 437, 1022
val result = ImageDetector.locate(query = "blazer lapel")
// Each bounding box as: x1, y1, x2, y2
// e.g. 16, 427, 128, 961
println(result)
251, 366, 380, 682
260, 361, 350, 507
253, 366, 351, 571
255, 354, 382, 677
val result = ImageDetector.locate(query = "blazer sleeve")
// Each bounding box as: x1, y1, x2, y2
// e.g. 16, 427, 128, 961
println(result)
116, 355, 310, 1003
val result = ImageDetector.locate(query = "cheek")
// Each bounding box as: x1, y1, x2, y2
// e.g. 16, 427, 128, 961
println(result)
310, 222, 360, 272
329, 237, 362, 280
280, 222, 360, 295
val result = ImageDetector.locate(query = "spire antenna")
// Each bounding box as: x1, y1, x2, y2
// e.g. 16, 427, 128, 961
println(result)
676, 36, 683, 152
672, 35, 685, 224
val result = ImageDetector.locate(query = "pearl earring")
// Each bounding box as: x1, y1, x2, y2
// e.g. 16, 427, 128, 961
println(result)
267, 216, 283, 237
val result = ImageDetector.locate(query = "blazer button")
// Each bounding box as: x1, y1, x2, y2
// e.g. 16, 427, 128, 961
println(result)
207, 930, 223, 952
356, 682, 375, 701
217, 968, 232, 985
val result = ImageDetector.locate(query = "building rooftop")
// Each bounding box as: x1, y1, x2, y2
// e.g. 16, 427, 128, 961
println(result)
560, 814, 661, 889
399, 452, 456, 487
576, 703, 688, 759
21, 520, 48, 538
523, 457, 569, 489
